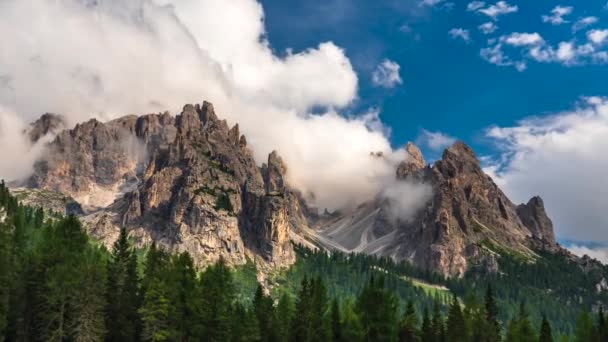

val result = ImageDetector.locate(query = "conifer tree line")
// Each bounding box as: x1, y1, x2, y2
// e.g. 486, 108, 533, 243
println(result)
1, 181, 608, 341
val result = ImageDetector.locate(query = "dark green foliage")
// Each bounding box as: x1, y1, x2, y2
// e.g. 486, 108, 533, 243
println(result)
293, 277, 331, 341
275, 292, 295, 342
446, 295, 467, 342
574, 310, 596, 342
106, 227, 140, 342
200, 258, 236, 341
139, 280, 172, 341
540, 316, 554, 342
253, 285, 275, 341
399, 301, 419, 342
506, 302, 538, 342
357, 276, 399, 342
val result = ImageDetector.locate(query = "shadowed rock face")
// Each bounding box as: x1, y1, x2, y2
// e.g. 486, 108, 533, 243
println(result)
26, 113, 65, 143
313, 141, 559, 277
26, 102, 307, 268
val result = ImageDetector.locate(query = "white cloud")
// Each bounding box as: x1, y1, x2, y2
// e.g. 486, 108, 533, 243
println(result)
448, 28, 471, 42
478, 22, 498, 34
467, 1, 485, 11
481, 30, 608, 69
477, 1, 518, 20
416, 129, 457, 151
572, 16, 598, 32
420, 0, 443, 6
486, 98, 608, 243
504, 32, 544, 46
588, 29, 608, 45
541, 5, 573, 25
568, 245, 608, 264
372, 59, 403, 88
0, 0, 418, 212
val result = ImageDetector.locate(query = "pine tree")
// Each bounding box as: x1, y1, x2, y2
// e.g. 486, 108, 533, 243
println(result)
431, 301, 445, 342
36, 216, 89, 341
506, 302, 537, 342
200, 258, 235, 341
309, 277, 331, 341
106, 227, 140, 342
231, 302, 260, 342
169, 252, 202, 340
421, 308, 433, 342
539, 316, 553, 342
574, 310, 596, 342
399, 301, 419, 342
253, 284, 275, 342
0, 222, 11, 340
484, 284, 501, 342
293, 277, 312, 342
331, 298, 342, 342
70, 247, 107, 342
598, 307, 607, 342
275, 292, 295, 342
139, 280, 172, 341
446, 295, 467, 342
357, 276, 399, 342
341, 298, 363, 342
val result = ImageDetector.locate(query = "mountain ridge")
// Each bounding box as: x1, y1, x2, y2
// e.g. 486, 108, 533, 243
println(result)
16, 101, 570, 277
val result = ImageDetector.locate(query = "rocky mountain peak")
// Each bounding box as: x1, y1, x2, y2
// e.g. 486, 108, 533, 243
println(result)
406, 142, 425, 169
263, 151, 287, 194
25, 102, 305, 270
517, 196, 556, 244
397, 142, 426, 180
26, 113, 65, 143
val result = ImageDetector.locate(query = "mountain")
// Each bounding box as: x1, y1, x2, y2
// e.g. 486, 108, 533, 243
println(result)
17, 101, 569, 276
25, 102, 311, 269
310, 141, 558, 276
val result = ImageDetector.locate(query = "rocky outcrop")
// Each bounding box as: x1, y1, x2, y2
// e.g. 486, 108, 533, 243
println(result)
27, 101, 308, 268
396, 142, 426, 180
26, 113, 65, 143
24, 106, 562, 277
517, 196, 556, 243
314, 141, 559, 277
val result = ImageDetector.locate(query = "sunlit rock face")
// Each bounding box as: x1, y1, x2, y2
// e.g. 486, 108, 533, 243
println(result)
24, 102, 309, 269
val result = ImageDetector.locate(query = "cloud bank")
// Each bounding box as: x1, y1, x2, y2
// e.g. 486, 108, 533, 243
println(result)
0, 0, 424, 212
485, 97, 608, 244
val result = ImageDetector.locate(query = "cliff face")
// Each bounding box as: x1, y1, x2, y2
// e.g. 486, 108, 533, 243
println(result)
23, 103, 560, 276
312, 141, 558, 277
27, 102, 307, 268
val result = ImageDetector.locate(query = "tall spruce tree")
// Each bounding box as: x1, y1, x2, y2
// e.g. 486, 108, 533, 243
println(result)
340, 298, 363, 342
331, 298, 342, 342
0, 222, 11, 341
399, 301, 419, 342
253, 284, 275, 342
421, 308, 433, 342
275, 292, 295, 342
139, 279, 172, 342
539, 316, 553, 342
431, 301, 445, 342
106, 227, 140, 342
199, 258, 235, 341
446, 295, 467, 342
70, 246, 107, 342
574, 310, 596, 342
484, 284, 501, 342
357, 275, 399, 342
169, 252, 201, 340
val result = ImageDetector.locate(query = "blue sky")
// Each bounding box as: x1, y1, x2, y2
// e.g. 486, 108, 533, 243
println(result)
261, 0, 608, 158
